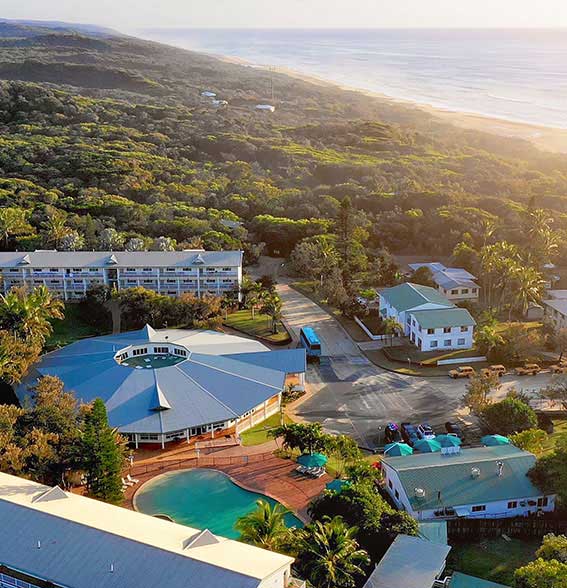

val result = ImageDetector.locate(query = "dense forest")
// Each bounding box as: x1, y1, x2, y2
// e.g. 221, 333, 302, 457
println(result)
1, 22, 567, 269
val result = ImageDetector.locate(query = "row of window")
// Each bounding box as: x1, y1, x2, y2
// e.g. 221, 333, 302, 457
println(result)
0, 573, 43, 588
447, 288, 478, 295
430, 338, 467, 348
132, 348, 148, 356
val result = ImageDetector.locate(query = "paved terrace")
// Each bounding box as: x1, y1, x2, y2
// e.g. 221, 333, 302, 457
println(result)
125, 441, 331, 521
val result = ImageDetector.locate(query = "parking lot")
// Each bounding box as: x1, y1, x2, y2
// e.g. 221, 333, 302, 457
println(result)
279, 281, 557, 450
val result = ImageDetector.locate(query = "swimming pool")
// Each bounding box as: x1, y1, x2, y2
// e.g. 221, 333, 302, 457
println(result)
135, 469, 303, 539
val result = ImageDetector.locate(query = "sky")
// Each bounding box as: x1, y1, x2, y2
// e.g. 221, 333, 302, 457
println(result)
1, 0, 566, 30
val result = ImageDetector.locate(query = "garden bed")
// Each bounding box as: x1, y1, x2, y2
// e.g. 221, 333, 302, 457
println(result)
383, 343, 486, 366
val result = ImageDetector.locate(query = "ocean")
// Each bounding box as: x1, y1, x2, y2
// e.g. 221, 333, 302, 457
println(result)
137, 28, 567, 130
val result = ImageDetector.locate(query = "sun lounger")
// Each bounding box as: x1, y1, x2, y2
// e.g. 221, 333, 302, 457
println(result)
296, 465, 308, 474
127, 474, 139, 484
121, 477, 134, 487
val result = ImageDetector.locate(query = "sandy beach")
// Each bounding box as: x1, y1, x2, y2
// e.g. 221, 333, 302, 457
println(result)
219, 53, 567, 154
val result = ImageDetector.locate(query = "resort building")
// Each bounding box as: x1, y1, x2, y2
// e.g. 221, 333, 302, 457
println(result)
0, 250, 243, 301
543, 289, 567, 330
378, 283, 476, 351
408, 262, 480, 302
17, 325, 306, 448
381, 445, 555, 521
0, 472, 296, 588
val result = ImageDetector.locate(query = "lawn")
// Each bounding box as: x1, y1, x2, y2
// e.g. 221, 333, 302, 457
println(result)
384, 343, 485, 366
540, 418, 567, 455
290, 281, 370, 342
240, 413, 294, 446
45, 304, 109, 351
448, 537, 539, 586
224, 310, 291, 344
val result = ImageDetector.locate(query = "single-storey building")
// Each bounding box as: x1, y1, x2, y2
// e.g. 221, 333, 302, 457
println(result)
379, 283, 476, 351
17, 325, 306, 448
0, 472, 297, 588
381, 445, 555, 521
408, 262, 480, 302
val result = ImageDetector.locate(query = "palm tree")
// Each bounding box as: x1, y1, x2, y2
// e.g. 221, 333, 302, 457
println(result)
235, 499, 291, 552
474, 324, 505, 357
513, 267, 546, 319
44, 211, 70, 248
382, 317, 404, 347
260, 292, 283, 333
0, 286, 64, 343
296, 516, 369, 588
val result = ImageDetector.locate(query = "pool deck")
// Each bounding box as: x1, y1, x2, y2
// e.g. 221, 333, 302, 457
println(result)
125, 441, 332, 521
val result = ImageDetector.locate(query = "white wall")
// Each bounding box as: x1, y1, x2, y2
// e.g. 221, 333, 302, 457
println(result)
440, 285, 479, 302
410, 321, 474, 352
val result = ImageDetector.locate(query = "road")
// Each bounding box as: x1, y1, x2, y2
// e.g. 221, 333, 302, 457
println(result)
277, 282, 555, 450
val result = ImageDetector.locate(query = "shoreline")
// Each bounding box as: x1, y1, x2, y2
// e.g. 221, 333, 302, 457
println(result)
212, 52, 567, 154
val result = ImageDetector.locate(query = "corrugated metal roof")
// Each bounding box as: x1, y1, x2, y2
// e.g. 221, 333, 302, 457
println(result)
433, 271, 478, 291
17, 327, 305, 435
449, 572, 510, 588
0, 250, 242, 268
0, 473, 292, 588
411, 308, 476, 329
363, 535, 450, 588
383, 446, 543, 511
380, 283, 453, 312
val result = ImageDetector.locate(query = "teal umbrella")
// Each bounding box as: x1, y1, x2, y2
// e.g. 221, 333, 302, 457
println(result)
435, 434, 462, 448
481, 434, 510, 446
297, 453, 328, 467
384, 442, 413, 456
414, 438, 442, 453
326, 479, 350, 492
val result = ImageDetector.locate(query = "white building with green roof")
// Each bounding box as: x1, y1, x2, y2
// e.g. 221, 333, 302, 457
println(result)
378, 282, 476, 351
382, 445, 555, 521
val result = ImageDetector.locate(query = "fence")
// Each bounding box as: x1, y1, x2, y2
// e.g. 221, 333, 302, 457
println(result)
447, 516, 567, 540
354, 316, 388, 341
131, 451, 275, 477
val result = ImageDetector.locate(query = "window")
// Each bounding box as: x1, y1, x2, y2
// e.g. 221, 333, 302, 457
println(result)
9, 268, 19, 272
143, 268, 153, 272
471, 505, 486, 512
72, 267, 82, 272
165, 267, 176, 272
472, 288, 478, 294
444, 339, 451, 346
126, 267, 136, 272
222, 267, 231, 271
132, 348, 148, 356
461, 289, 469, 294
427, 328, 435, 335
443, 327, 451, 333
89, 268, 98, 272
153, 346, 169, 354
49, 267, 58, 272
508, 501, 518, 509
457, 338, 466, 345
537, 497, 549, 507
182, 267, 192, 271
430, 340, 438, 348
394, 489, 399, 499
460, 326, 468, 332
417, 338, 422, 347
388, 480, 393, 489
451, 289, 458, 294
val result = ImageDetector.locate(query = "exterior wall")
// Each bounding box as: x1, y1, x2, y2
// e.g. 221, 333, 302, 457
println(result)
258, 564, 293, 588
408, 317, 474, 352
0, 263, 241, 301
439, 285, 479, 302
0, 568, 54, 588
236, 393, 281, 435
382, 463, 555, 521
544, 304, 567, 331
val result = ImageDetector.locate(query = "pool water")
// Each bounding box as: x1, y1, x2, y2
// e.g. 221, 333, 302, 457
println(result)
135, 469, 303, 539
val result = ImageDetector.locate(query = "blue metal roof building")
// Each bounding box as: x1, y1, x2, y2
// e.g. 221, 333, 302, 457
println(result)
17, 326, 306, 447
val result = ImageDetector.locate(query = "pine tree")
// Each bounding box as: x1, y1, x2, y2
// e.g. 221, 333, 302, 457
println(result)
82, 399, 124, 504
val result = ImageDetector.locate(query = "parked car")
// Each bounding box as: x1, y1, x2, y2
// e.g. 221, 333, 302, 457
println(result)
448, 366, 476, 379
550, 363, 567, 374
384, 422, 402, 444
481, 364, 506, 378
445, 421, 465, 442
417, 423, 436, 440
400, 422, 420, 446
515, 363, 541, 376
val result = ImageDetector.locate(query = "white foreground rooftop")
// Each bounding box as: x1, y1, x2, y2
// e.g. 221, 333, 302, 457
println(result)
0, 472, 293, 588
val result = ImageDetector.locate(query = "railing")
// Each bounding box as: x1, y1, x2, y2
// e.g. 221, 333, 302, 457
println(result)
131, 451, 274, 477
